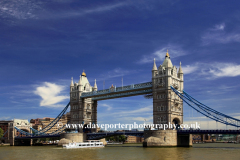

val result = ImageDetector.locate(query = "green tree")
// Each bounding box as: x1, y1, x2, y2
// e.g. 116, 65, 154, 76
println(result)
0, 128, 4, 138
106, 135, 127, 142
119, 135, 127, 142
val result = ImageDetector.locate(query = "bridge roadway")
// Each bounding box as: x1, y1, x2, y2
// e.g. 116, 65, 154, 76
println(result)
81, 82, 152, 100
14, 130, 240, 140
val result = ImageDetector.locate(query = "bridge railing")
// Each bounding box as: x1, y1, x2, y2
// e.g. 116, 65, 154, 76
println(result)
81, 81, 152, 98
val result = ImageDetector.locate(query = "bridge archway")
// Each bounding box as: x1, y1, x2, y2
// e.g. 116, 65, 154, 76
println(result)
172, 118, 180, 129
16, 128, 30, 137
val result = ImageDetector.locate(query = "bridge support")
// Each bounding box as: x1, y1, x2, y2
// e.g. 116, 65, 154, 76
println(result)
143, 130, 192, 147
58, 133, 86, 146
143, 130, 177, 147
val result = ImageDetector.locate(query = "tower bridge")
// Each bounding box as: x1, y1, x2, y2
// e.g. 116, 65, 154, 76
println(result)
69, 50, 184, 134
5, 50, 240, 146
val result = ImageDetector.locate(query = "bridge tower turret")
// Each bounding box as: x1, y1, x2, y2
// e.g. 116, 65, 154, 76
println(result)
70, 71, 98, 132
93, 79, 98, 91
178, 62, 184, 91
152, 50, 183, 129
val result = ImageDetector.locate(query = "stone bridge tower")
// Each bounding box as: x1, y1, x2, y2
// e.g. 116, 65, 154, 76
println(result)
152, 50, 184, 128
70, 71, 98, 132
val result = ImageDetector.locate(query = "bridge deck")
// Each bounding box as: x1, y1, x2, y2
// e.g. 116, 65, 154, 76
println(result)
81, 82, 152, 100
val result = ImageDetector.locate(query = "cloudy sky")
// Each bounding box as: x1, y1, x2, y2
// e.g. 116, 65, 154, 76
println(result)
1, 0, 240, 130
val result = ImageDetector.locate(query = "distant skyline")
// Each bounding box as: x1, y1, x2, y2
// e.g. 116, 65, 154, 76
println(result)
1, 0, 240, 130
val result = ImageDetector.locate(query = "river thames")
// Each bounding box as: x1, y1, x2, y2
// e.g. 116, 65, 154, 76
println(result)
0, 143, 240, 160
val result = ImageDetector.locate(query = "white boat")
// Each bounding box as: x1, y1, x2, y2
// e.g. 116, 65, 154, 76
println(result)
63, 140, 104, 149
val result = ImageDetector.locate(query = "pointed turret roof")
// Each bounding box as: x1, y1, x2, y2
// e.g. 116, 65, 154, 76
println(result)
152, 58, 157, 70
70, 77, 74, 87
93, 79, 97, 88
162, 50, 173, 68
178, 61, 183, 74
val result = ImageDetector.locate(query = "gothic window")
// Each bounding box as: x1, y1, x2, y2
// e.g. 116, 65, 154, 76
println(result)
87, 104, 90, 109
160, 78, 162, 83
161, 106, 164, 111
171, 70, 173, 75
159, 71, 162, 75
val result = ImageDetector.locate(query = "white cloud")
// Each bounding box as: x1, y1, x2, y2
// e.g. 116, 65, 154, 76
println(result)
181, 64, 199, 74
0, 116, 10, 120
98, 68, 138, 80
209, 63, 240, 77
83, 2, 126, 14
202, 23, 240, 45
138, 44, 187, 64
213, 23, 225, 31
0, 0, 43, 20
115, 106, 152, 115
34, 82, 68, 107
132, 116, 152, 123
0, 1, 128, 21
99, 103, 112, 111
181, 62, 240, 79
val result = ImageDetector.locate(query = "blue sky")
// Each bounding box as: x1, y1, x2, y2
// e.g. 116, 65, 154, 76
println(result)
1, 0, 240, 130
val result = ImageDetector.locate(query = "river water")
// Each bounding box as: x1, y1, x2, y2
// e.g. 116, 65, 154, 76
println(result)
0, 143, 240, 160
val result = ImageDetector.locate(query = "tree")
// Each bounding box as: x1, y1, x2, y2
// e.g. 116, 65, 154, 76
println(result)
106, 135, 127, 142
118, 135, 127, 142
0, 128, 4, 138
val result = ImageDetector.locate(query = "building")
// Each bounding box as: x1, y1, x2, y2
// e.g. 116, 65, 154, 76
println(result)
192, 134, 216, 143
0, 120, 12, 139
30, 112, 70, 134
152, 50, 184, 128
70, 71, 98, 132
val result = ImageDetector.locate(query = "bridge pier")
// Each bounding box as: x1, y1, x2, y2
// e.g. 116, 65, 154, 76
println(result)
58, 133, 86, 146
143, 130, 192, 147
143, 130, 177, 147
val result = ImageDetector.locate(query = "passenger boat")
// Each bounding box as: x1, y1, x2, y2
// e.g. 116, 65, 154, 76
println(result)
62, 140, 104, 149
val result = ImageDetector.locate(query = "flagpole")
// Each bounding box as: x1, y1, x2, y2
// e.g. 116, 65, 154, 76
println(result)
122, 76, 123, 90
103, 80, 105, 90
